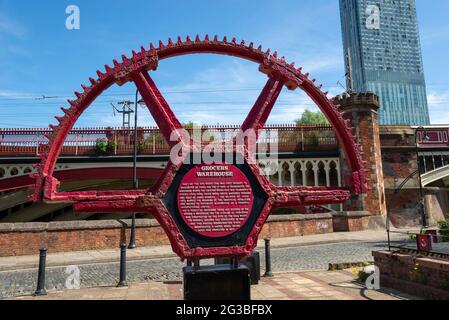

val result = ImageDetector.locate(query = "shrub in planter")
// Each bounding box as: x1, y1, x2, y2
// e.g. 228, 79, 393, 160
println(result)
438, 219, 449, 243
107, 140, 117, 152
95, 138, 108, 153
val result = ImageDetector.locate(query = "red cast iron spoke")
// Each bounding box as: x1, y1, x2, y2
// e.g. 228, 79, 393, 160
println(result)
272, 186, 351, 207
240, 78, 284, 139
132, 71, 184, 146
47, 190, 147, 203
74, 196, 160, 214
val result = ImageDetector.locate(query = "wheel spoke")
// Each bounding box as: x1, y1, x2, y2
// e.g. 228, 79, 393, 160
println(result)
273, 186, 351, 207
240, 78, 284, 138
132, 71, 184, 146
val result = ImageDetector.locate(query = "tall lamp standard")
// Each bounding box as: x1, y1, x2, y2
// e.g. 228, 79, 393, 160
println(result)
128, 90, 146, 249
415, 126, 430, 228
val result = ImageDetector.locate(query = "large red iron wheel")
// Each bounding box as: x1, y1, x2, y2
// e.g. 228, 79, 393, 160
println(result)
31, 35, 367, 260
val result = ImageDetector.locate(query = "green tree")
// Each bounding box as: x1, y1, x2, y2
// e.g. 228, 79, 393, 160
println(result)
295, 109, 329, 125
183, 121, 199, 129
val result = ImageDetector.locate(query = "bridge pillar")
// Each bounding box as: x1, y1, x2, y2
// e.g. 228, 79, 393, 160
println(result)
336, 93, 387, 216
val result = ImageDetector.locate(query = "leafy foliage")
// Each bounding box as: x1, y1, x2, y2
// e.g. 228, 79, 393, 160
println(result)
295, 109, 329, 125
95, 138, 117, 153
183, 121, 199, 129
438, 219, 449, 243
95, 139, 108, 153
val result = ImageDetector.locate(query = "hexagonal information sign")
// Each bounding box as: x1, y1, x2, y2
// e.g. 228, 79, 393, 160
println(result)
31, 35, 367, 261
163, 154, 267, 251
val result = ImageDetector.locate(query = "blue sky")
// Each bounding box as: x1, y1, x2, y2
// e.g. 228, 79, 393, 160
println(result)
1, 0, 449, 128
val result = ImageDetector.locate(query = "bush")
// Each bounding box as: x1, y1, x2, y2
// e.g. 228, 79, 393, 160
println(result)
438, 220, 449, 243
95, 139, 117, 154
107, 140, 117, 152
409, 227, 425, 240
95, 139, 108, 153
357, 270, 370, 284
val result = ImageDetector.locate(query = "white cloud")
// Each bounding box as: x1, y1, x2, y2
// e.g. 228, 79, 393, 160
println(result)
0, 90, 34, 99
0, 13, 26, 38
5, 44, 30, 57
427, 88, 449, 124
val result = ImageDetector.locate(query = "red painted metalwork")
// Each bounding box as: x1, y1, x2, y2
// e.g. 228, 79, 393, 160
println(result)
1, 167, 163, 193
31, 35, 367, 260
417, 129, 449, 148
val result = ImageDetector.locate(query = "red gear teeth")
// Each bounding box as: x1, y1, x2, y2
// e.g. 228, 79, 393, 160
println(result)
54, 116, 64, 123
61, 107, 70, 115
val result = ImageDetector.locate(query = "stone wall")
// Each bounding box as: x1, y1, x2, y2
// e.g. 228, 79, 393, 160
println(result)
374, 251, 449, 300
0, 213, 371, 257
331, 211, 371, 232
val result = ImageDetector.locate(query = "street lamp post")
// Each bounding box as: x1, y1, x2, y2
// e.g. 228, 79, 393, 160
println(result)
128, 90, 140, 249
415, 126, 429, 228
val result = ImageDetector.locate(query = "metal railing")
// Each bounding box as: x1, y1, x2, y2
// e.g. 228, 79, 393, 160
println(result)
0, 125, 338, 157
387, 227, 449, 259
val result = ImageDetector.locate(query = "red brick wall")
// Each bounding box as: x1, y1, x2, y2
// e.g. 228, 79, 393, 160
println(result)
333, 216, 370, 232
0, 212, 375, 257
374, 251, 449, 300
259, 215, 333, 239
0, 213, 349, 257
356, 110, 387, 216
337, 93, 386, 216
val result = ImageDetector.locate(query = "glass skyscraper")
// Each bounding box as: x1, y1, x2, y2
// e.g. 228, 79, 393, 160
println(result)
339, 0, 430, 125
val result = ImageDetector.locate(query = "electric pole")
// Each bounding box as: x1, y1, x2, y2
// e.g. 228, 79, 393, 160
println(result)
112, 100, 135, 128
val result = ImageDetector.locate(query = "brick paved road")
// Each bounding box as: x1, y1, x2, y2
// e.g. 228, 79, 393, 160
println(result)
0, 240, 389, 298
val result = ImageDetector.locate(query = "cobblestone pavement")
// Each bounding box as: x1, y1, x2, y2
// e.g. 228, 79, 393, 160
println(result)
0, 240, 389, 298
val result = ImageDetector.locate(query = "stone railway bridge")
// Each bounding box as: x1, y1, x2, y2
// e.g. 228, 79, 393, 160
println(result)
1, 93, 448, 256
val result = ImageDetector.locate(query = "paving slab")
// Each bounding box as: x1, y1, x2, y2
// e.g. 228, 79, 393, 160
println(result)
5, 270, 416, 301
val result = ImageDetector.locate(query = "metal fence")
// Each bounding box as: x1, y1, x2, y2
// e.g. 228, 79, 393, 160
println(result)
0, 125, 338, 156
387, 227, 449, 259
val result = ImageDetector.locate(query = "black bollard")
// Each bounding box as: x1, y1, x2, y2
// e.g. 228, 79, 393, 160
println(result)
35, 247, 47, 296
263, 238, 273, 277
193, 258, 200, 271
233, 257, 239, 269
128, 214, 137, 249
117, 244, 128, 287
